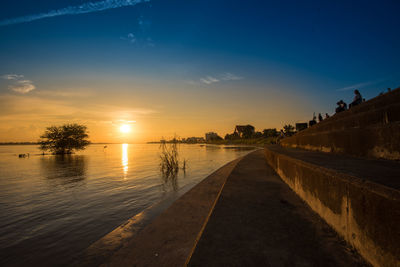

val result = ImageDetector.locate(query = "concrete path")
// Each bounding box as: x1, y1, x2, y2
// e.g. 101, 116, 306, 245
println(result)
189, 150, 367, 267
267, 144, 400, 190
85, 157, 242, 267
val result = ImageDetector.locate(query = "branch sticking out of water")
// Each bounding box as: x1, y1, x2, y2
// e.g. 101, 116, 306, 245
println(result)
159, 136, 187, 181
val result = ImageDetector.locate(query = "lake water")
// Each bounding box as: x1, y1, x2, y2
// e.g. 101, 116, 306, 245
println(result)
0, 144, 254, 266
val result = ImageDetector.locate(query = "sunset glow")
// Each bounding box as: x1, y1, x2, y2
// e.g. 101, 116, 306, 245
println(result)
120, 124, 131, 134
0, 1, 399, 144
122, 143, 128, 175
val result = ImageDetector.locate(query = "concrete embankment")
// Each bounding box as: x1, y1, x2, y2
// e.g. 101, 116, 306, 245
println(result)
265, 145, 400, 267
81, 150, 368, 266
80, 156, 242, 266
281, 87, 400, 160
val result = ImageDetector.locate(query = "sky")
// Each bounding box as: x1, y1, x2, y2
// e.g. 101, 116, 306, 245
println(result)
0, 0, 399, 143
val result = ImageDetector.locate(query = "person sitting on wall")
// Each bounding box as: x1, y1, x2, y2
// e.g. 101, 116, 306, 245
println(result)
318, 113, 323, 122
349, 89, 362, 108
335, 100, 347, 113
325, 113, 330, 119
309, 113, 317, 126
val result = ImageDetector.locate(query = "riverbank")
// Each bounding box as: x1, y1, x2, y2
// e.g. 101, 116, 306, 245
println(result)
206, 137, 277, 146
81, 150, 367, 266
79, 156, 243, 266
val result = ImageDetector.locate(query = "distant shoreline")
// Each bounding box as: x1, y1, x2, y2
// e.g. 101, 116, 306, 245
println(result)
147, 137, 277, 146
0, 142, 119, 146
1, 139, 276, 146
0, 142, 39, 145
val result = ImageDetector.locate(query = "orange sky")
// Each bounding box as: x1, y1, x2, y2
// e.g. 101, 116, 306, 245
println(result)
0, 78, 316, 143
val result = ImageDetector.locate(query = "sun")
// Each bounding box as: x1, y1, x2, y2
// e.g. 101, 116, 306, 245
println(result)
120, 124, 131, 133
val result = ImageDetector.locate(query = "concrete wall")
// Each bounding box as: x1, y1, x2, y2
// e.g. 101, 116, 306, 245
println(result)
281, 87, 400, 160
264, 147, 400, 267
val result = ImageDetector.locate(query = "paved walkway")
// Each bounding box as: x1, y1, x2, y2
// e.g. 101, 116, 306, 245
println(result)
189, 150, 367, 267
85, 158, 242, 267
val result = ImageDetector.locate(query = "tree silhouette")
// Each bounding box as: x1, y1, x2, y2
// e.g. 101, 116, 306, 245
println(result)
263, 128, 278, 138
241, 125, 255, 139
283, 124, 295, 136
39, 124, 90, 154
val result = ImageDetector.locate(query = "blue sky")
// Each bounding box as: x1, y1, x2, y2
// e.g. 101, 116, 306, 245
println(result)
0, 0, 400, 141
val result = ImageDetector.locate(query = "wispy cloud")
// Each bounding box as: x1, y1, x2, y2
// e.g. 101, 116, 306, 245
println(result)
120, 32, 155, 47
336, 79, 387, 92
2, 74, 36, 94
220, 72, 243, 81
200, 76, 219, 85
2, 74, 24, 80
120, 15, 154, 47
120, 33, 137, 43
197, 72, 243, 85
0, 0, 150, 26
336, 81, 373, 91
35, 89, 94, 98
10, 80, 36, 94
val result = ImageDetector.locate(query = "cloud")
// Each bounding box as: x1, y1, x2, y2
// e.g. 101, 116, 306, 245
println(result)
336, 81, 373, 91
336, 79, 387, 92
2, 74, 24, 80
35, 89, 94, 98
120, 15, 154, 46
120, 33, 137, 43
10, 80, 36, 94
2, 74, 36, 93
120, 33, 154, 47
0, 0, 150, 26
220, 72, 243, 81
200, 76, 219, 85
198, 72, 243, 85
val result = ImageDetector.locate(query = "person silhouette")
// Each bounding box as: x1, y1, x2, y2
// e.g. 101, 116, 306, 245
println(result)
309, 113, 317, 126
335, 100, 347, 113
349, 89, 362, 108
318, 113, 323, 122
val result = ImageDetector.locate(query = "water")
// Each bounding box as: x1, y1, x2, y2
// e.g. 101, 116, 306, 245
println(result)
0, 144, 254, 266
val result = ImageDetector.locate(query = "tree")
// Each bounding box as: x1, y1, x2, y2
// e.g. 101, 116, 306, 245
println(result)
283, 124, 295, 137
224, 132, 239, 140
241, 125, 255, 139
263, 128, 278, 138
205, 132, 223, 142
253, 131, 263, 138
39, 124, 90, 154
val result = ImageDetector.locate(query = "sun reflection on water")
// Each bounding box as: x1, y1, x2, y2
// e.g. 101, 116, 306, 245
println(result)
122, 143, 128, 176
